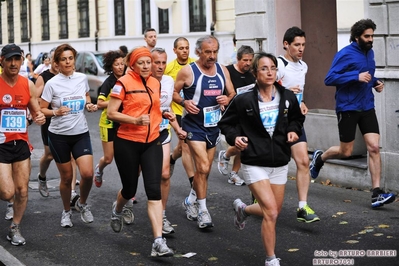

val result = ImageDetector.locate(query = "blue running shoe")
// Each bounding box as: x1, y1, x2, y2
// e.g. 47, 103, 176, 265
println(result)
310, 150, 324, 179
372, 192, 396, 208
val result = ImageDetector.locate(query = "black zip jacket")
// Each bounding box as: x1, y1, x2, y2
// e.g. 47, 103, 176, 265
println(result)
218, 82, 305, 167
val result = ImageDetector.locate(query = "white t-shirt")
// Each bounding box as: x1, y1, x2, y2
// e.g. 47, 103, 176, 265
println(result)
34, 63, 51, 75
41, 72, 90, 135
159, 75, 174, 132
276, 55, 308, 104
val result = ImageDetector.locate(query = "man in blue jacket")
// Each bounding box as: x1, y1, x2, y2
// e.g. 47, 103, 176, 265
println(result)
309, 19, 395, 208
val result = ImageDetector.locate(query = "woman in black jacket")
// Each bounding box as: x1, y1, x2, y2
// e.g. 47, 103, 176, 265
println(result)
218, 52, 305, 266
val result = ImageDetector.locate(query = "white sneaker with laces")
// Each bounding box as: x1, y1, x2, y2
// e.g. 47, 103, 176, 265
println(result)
61, 210, 73, 228
151, 237, 174, 257
5, 203, 13, 221
217, 150, 229, 175
76, 202, 94, 223
228, 171, 245, 186
265, 258, 281, 266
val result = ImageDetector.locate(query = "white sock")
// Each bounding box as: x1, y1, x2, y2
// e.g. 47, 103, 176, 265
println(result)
197, 198, 207, 212
299, 201, 307, 209
162, 210, 166, 218
187, 188, 197, 203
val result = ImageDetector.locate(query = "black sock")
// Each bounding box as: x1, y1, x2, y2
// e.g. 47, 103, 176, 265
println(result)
316, 155, 324, 166
170, 154, 176, 165
372, 187, 382, 196
38, 174, 46, 181
189, 176, 194, 187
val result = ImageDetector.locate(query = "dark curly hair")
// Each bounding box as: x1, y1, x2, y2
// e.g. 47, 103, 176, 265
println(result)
350, 19, 376, 43
102, 50, 124, 75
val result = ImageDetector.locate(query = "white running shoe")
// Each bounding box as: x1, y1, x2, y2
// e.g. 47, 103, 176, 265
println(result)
217, 150, 229, 175
228, 171, 245, 186
61, 210, 73, 228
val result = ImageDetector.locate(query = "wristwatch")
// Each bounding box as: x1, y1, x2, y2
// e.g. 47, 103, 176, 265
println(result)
180, 99, 185, 107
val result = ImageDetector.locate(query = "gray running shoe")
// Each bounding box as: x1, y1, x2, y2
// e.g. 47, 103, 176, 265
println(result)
233, 199, 248, 230
61, 210, 73, 228
110, 201, 124, 233
197, 210, 214, 229
76, 202, 94, 223
5, 203, 13, 221
151, 237, 174, 257
217, 150, 229, 175
122, 207, 134, 225
7, 224, 26, 246
162, 216, 175, 234
37, 174, 49, 197
182, 197, 198, 221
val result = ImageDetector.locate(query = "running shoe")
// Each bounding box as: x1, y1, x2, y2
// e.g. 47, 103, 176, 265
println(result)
197, 210, 214, 229
5, 203, 13, 221
110, 201, 124, 233
218, 150, 229, 175
182, 197, 198, 221
265, 258, 281, 266
309, 150, 324, 179
70, 191, 80, 210
233, 199, 248, 230
151, 237, 174, 257
372, 191, 396, 208
122, 206, 134, 225
61, 210, 73, 228
162, 216, 175, 234
228, 171, 245, 186
76, 202, 94, 223
7, 224, 26, 246
37, 173, 49, 197
93, 164, 103, 188
297, 204, 320, 223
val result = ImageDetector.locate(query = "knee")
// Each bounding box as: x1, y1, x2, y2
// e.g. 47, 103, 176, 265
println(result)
104, 156, 113, 165
161, 170, 170, 181
295, 156, 310, 169
263, 208, 279, 222
0, 189, 14, 201
367, 143, 380, 155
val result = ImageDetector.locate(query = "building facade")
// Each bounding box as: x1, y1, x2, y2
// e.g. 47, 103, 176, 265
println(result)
0, 0, 236, 64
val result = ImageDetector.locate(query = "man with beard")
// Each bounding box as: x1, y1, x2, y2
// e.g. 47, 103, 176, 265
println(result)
310, 19, 396, 208
144, 28, 157, 51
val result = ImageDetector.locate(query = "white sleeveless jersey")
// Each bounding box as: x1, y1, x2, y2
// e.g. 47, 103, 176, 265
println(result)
276, 55, 308, 104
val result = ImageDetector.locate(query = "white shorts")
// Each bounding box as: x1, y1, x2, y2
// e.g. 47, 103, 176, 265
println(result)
241, 164, 288, 185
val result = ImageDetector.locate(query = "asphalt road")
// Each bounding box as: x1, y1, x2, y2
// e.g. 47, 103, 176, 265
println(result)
0, 111, 398, 266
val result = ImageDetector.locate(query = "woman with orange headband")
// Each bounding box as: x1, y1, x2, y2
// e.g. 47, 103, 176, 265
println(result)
107, 46, 175, 257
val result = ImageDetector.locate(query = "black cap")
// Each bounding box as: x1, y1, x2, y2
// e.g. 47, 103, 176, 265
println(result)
1, 43, 23, 59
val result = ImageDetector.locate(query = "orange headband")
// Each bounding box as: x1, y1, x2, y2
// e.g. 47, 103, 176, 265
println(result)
129, 47, 152, 67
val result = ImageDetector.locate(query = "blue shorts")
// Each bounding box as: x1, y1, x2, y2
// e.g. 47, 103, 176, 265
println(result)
48, 131, 93, 163
185, 130, 220, 149
289, 127, 307, 147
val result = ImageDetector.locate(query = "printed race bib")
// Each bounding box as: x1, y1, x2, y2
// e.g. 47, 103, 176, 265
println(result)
0, 109, 27, 133
203, 104, 221, 127
62, 96, 85, 114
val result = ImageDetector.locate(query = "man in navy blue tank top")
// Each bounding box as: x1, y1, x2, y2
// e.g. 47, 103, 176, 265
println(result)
173, 35, 236, 229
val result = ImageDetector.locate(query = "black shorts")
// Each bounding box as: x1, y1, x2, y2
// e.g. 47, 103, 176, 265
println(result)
159, 129, 171, 145
0, 140, 30, 163
48, 131, 93, 163
40, 117, 51, 146
337, 109, 379, 143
